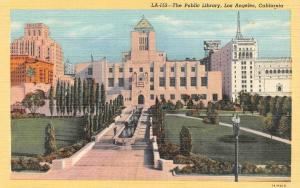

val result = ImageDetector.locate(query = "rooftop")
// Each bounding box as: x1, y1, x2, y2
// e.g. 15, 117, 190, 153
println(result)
134, 16, 154, 31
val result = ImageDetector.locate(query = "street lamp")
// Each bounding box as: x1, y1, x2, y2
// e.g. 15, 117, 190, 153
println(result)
232, 114, 240, 182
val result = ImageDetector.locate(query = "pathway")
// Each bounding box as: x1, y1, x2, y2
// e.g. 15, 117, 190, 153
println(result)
166, 113, 291, 144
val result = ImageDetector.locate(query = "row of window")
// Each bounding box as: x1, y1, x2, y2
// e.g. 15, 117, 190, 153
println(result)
265, 69, 292, 74
159, 77, 207, 87
107, 77, 208, 87
149, 93, 218, 101
107, 66, 198, 73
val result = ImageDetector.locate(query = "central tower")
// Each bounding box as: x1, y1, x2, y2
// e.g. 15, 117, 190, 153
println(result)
130, 16, 157, 63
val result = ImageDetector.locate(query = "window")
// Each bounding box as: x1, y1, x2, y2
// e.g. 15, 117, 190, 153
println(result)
212, 94, 218, 101
159, 77, 165, 87
139, 67, 143, 72
109, 68, 113, 73
108, 78, 114, 87
191, 77, 197, 86
129, 68, 133, 72
118, 78, 124, 87
201, 77, 207, 86
191, 94, 198, 100
170, 94, 175, 100
150, 67, 154, 72
180, 77, 186, 86
150, 94, 154, 100
169, 77, 175, 87
171, 67, 175, 72
191, 67, 196, 72
160, 94, 164, 100
199, 94, 207, 99
181, 67, 185, 72
160, 67, 164, 72
88, 67, 93, 75
119, 68, 123, 72
150, 77, 154, 82
129, 77, 132, 82
150, 85, 154, 90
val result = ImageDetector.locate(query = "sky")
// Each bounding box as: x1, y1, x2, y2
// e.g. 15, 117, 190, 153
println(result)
11, 10, 291, 64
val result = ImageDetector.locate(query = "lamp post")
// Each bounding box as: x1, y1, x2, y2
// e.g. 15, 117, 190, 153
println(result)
232, 114, 240, 182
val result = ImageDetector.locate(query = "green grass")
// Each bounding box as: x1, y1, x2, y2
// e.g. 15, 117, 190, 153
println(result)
219, 115, 265, 132
164, 116, 290, 165
11, 117, 84, 156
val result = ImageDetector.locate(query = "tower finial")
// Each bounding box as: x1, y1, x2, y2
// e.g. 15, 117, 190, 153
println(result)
91, 53, 94, 62
235, 11, 243, 39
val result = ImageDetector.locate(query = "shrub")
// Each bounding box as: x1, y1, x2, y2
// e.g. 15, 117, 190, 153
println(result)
173, 155, 192, 164
179, 126, 192, 156
158, 142, 180, 160
175, 100, 184, 109
11, 157, 50, 172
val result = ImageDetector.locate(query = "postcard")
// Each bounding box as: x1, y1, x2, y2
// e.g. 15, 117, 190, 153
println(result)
0, 0, 299, 188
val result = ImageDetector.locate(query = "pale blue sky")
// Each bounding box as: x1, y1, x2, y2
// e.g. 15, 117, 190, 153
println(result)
11, 10, 290, 64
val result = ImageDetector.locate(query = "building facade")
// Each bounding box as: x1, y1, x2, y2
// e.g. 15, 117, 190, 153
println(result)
210, 12, 292, 100
75, 17, 222, 106
10, 23, 64, 83
64, 59, 75, 75
11, 55, 53, 86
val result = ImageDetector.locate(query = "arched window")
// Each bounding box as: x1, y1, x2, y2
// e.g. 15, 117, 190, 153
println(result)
285, 69, 289, 73
270, 70, 273, 74
265, 70, 269, 74
278, 70, 281, 73
273, 70, 276, 74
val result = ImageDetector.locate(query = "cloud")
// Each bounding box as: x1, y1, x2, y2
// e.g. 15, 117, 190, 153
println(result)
67, 23, 114, 37
174, 30, 216, 38
43, 19, 80, 27
151, 15, 194, 26
243, 20, 290, 31
11, 21, 23, 32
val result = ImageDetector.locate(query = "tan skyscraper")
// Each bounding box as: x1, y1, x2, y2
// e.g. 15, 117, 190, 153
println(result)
10, 23, 64, 83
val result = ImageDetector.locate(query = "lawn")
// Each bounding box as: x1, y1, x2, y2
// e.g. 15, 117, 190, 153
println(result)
164, 115, 290, 165
11, 117, 84, 156
219, 115, 265, 132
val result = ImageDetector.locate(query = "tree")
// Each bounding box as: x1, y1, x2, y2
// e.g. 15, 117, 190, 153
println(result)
66, 83, 71, 116
278, 115, 291, 139
179, 126, 192, 156
55, 80, 61, 115
61, 81, 66, 116
263, 115, 277, 137
77, 77, 82, 114
100, 83, 106, 107
82, 80, 87, 114
73, 78, 78, 116
282, 97, 292, 115
22, 90, 46, 114
269, 97, 277, 115
95, 83, 100, 115
182, 94, 190, 106
45, 123, 57, 154
206, 102, 219, 124
275, 96, 284, 116
49, 85, 54, 117
175, 100, 184, 109
187, 99, 194, 109
89, 79, 95, 114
